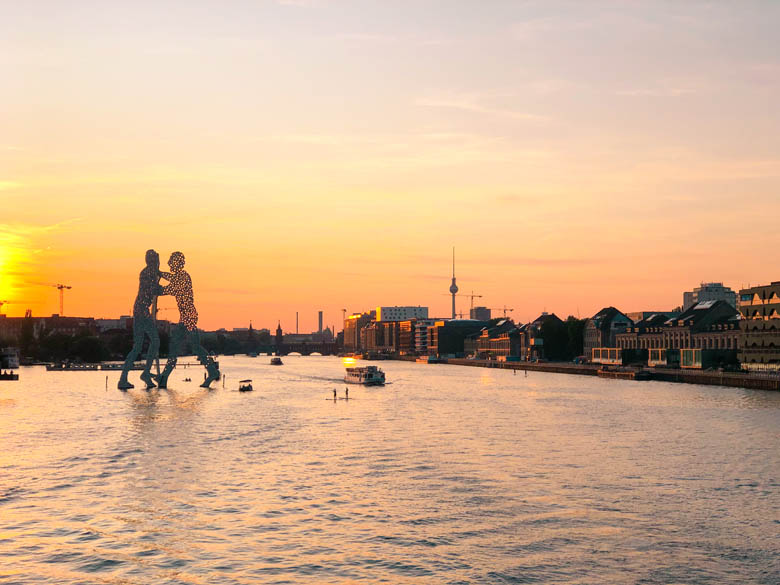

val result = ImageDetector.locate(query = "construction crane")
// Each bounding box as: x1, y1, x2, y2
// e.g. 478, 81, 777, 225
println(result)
464, 291, 483, 311
52, 284, 72, 315
487, 305, 515, 318
441, 291, 484, 316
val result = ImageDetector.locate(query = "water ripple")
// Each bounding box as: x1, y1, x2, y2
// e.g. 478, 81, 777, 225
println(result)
0, 358, 777, 584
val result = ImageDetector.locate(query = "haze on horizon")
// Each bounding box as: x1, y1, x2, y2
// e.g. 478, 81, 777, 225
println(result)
2, 0, 779, 331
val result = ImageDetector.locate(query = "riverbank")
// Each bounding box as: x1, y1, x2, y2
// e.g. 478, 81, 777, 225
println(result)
423, 357, 780, 392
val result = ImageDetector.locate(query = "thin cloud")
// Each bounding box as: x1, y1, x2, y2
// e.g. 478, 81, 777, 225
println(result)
511, 15, 597, 41
476, 256, 605, 268
276, 0, 318, 5
616, 76, 707, 97
0, 218, 83, 238
495, 194, 543, 205
416, 93, 549, 122
617, 87, 696, 97
329, 33, 401, 43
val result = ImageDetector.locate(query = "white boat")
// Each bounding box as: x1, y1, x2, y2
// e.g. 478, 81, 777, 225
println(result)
1, 348, 20, 369
344, 365, 385, 386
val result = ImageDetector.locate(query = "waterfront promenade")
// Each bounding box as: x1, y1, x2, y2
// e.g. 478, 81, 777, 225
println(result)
431, 358, 780, 392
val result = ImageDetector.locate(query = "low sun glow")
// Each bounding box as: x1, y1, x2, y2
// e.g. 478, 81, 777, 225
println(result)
0, 246, 14, 300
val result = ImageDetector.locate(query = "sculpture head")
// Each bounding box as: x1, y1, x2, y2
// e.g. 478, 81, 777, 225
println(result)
168, 251, 186, 272
145, 249, 159, 269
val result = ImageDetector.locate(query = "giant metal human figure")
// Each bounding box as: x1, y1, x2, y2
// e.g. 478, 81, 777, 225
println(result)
156, 251, 219, 388
118, 249, 163, 390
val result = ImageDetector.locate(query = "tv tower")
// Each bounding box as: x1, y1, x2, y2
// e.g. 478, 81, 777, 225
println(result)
449, 247, 458, 319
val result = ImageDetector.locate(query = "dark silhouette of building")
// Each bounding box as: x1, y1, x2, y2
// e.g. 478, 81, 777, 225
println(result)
470, 306, 491, 321
583, 307, 633, 362
275, 321, 283, 355
428, 319, 488, 358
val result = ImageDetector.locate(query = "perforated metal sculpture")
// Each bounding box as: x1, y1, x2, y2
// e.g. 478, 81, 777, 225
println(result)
118, 249, 163, 390
155, 251, 220, 389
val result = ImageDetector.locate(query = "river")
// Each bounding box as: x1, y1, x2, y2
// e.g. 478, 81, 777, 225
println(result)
0, 356, 777, 584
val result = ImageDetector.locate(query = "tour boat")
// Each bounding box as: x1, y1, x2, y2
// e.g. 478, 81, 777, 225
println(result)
344, 365, 385, 386
270, 357, 283, 365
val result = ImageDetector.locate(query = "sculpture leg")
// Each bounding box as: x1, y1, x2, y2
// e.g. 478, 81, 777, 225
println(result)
191, 330, 219, 388
140, 319, 159, 389
118, 323, 145, 390
157, 324, 184, 389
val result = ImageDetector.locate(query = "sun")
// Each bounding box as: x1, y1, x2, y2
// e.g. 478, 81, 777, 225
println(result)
0, 244, 21, 302
0, 246, 11, 299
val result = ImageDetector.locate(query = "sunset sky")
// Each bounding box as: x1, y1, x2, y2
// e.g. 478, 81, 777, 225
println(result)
2, 1, 780, 331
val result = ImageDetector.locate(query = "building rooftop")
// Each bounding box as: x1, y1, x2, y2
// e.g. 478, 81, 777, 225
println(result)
590, 307, 631, 331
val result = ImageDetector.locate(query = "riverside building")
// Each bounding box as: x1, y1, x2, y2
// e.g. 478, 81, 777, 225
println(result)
427, 319, 488, 358
683, 282, 737, 311
464, 319, 520, 360
343, 311, 375, 353
469, 306, 491, 321
617, 301, 740, 368
376, 306, 428, 322
583, 307, 633, 362
738, 281, 780, 370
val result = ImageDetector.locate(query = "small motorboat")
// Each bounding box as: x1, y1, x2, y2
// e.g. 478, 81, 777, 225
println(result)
239, 379, 253, 392
270, 357, 283, 366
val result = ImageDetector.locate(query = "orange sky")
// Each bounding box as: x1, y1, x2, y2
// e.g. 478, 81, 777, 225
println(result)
2, 1, 780, 331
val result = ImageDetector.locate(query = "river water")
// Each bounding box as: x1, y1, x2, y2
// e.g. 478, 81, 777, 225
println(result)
0, 356, 777, 584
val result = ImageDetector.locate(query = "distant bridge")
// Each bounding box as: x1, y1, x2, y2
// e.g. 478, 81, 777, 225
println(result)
254, 342, 339, 356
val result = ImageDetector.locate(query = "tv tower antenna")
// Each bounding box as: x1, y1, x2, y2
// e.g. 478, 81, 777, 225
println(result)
449, 247, 458, 319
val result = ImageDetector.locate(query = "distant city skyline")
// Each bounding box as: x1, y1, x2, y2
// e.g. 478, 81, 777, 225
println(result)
2, 1, 779, 330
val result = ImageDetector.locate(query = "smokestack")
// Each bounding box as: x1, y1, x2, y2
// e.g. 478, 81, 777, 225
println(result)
296, 311, 299, 334
318, 311, 323, 333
